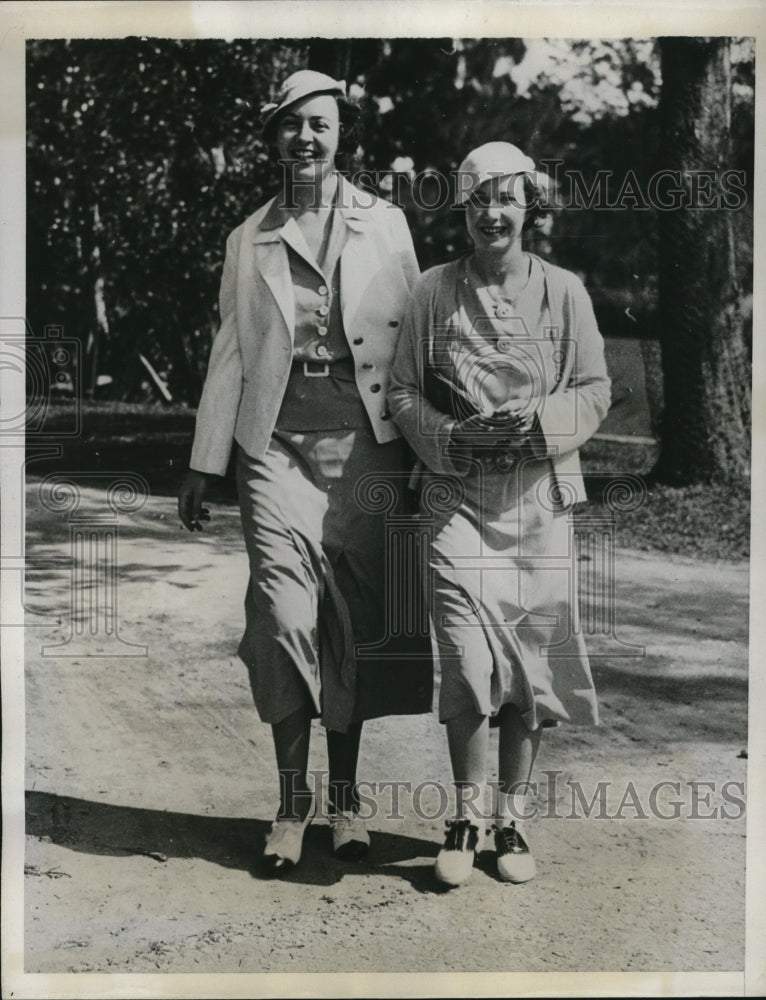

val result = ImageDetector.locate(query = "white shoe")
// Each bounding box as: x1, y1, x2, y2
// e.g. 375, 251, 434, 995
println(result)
493, 820, 537, 883
262, 805, 313, 874
329, 810, 370, 860
434, 818, 484, 887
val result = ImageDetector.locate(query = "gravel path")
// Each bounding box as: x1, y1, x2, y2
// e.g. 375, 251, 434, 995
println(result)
17, 482, 751, 990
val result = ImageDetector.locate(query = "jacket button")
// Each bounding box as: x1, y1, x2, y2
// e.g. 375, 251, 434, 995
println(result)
370, 383, 381, 393
316, 344, 329, 358
317, 326, 328, 337
388, 320, 399, 327
353, 337, 363, 345
317, 305, 329, 317
318, 284, 328, 295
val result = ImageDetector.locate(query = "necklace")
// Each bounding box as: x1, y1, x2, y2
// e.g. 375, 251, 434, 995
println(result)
469, 255, 532, 318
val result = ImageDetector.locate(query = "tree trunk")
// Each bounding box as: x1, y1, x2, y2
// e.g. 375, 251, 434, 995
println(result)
653, 37, 750, 485
87, 202, 110, 398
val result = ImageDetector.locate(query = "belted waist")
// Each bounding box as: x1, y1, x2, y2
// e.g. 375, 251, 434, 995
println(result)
277, 354, 370, 431
291, 355, 356, 379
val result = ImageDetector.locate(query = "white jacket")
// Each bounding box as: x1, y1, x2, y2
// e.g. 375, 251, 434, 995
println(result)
191, 177, 420, 475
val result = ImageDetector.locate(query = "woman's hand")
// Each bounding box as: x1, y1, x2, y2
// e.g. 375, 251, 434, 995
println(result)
451, 409, 530, 449
492, 399, 536, 432
178, 470, 214, 532
449, 406, 538, 471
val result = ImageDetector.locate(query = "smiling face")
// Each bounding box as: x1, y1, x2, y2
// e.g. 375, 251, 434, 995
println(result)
465, 173, 529, 251
275, 93, 340, 183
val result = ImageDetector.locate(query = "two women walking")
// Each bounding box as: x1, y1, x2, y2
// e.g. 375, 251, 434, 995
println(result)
179, 70, 610, 888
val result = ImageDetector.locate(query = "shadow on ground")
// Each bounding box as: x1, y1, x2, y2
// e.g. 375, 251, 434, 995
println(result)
26, 790, 442, 893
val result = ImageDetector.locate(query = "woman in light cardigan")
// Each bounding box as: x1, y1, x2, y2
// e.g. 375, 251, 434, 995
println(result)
179, 70, 431, 875
388, 142, 611, 887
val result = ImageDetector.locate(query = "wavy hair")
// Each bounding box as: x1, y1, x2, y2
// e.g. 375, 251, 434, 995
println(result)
520, 173, 554, 232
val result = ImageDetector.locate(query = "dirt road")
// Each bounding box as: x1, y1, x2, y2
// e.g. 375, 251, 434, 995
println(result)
20, 481, 749, 979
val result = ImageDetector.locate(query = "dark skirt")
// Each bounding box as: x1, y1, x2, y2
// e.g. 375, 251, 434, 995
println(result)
236, 428, 433, 732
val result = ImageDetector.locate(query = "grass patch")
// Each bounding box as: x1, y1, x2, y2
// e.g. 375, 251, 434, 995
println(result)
28, 401, 751, 562
35, 399, 196, 433
580, 438, 750, 562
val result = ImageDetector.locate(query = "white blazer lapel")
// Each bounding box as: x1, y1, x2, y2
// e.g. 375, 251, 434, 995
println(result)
252, 229, 295, 341
340, 213, 382, 332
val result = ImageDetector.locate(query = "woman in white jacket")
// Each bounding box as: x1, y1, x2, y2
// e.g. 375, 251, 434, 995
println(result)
179, 70, 431, 876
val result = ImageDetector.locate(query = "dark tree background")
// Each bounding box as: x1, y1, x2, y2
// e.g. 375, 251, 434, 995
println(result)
26, 36, 753, 485
654, 37, 751, 484
26, 38, 305, 401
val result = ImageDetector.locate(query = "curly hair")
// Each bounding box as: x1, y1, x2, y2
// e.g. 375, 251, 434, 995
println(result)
520, 173, 554, 232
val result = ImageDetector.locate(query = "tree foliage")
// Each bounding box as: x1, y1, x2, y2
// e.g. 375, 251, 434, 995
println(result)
26, 34, 753, 467
27, 38, 304, 401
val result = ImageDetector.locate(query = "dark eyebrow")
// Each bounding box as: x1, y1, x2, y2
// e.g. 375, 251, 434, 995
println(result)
281, 113, 331, 125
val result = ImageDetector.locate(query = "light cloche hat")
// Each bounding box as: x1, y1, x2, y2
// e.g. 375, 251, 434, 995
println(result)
455, 141, 539, 205
261, 69, 347, 135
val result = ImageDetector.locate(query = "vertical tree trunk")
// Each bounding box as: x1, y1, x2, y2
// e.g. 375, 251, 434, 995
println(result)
653, 37, 751, 484
88, 202, 110, 398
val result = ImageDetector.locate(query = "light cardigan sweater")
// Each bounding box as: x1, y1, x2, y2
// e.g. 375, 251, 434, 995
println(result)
387, 254, 612, 503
